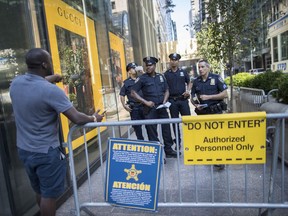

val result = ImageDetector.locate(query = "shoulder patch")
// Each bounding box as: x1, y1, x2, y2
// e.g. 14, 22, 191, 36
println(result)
218, 76, 224, 83
159, 75, 164, 82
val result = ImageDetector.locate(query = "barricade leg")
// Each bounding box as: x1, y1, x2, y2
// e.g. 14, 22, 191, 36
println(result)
261, 119, 281, 216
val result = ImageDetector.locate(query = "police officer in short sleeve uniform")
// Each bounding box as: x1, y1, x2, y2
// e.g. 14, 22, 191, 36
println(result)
131, 56, 178, 158
120, 62, 145, 140
191, 59, 228, 170
164, 53, 192, 149
191, 59, 228, 115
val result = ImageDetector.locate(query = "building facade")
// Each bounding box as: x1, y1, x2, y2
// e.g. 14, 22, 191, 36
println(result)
268, 3, 288, 72
0, 0, 161, 215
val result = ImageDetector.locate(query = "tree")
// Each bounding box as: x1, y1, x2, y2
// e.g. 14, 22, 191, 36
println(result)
196, 0, 260, 112
163, 0, 176, 13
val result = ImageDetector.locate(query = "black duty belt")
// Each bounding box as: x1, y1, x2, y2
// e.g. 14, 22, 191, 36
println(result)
197, 101, 227, 114
169, 95, 186, 101
128, 102, 141, 106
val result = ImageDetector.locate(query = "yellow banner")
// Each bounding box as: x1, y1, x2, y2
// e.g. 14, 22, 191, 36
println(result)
182, 112, 266, 165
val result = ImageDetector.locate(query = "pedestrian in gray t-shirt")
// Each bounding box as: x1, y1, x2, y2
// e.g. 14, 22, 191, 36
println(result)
10, 48, 105, 216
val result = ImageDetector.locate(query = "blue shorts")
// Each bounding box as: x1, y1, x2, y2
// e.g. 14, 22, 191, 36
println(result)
18, 147, 67, 198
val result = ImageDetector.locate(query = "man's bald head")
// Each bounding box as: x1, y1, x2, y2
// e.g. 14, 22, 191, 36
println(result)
25, 48, 53, 76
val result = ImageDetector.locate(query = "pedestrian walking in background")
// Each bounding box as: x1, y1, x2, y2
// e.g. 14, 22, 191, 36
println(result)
120, 62, 145, 140
191, 59, 228, 170
131, 56, 178, 158
10, 48, 105, 216
164, 53, 192, 150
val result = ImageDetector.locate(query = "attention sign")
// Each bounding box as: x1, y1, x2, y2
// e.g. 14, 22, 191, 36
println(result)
182, 112, 266, 165
105, 138, 163, 211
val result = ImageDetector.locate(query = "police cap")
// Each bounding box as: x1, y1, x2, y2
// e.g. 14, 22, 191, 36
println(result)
143, 56, 158, 66
169, 53, 181, 60
126, 62, 138, 72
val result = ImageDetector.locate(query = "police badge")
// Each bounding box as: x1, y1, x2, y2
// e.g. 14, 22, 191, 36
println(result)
210, 78, 215, 85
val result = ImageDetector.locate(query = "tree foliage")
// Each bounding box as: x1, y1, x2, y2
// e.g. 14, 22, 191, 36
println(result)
163, 0, 176, 13
196, 0, 260, 111
196, 0, 259, 71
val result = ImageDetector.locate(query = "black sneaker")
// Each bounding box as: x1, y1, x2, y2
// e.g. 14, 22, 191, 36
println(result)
165, 149, 180, 158
214, 165, 225, 170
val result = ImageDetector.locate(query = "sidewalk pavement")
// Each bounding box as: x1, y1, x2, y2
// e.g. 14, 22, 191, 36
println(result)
56, 147, 288, 216
56, 104, 288, 216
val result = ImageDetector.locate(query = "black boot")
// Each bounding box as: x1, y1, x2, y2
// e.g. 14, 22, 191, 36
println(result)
165, 149, 180, 158
214, 164, 225, 170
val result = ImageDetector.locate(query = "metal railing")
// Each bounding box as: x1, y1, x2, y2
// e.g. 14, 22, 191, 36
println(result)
239, 87, 266, 112
234, 87, 279, 112
65, 113, 288, 216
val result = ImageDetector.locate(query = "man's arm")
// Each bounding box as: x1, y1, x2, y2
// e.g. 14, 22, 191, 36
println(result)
131, 90, 154, 107
199, 89, 228, 101
45, 74, 62, 83
190, 80, 198, 106
63, 107, 104, 125
120, 95, 131, 112
187, 81, 192, 92
163, 89, 169, 104
131, 89, 147, 104
182, 81, 192, 98
182, 71, 192, 97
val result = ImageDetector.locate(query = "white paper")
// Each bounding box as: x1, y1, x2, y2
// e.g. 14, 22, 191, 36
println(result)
156, 102, 171, 109
198, 104, 208, 109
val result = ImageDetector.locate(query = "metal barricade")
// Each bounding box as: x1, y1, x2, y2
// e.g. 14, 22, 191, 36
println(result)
239, 87, 266, 112
65, 114, 288, 216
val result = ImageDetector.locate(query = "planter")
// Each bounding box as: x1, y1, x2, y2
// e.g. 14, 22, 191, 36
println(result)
260, 102, 288, 165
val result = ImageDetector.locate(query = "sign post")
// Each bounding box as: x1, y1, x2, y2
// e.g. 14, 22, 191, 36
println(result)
182, 112, 266, 165
105, 138, 163, 211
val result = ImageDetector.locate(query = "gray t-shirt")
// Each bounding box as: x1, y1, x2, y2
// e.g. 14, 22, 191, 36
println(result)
10, 73, 73, 153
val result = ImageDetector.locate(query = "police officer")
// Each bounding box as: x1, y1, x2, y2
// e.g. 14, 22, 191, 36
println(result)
164, 53, 192, 150
191, 59, 228, 115
191, 59, 228, 170
120, 62, 145, 140
131, 56, 178, 158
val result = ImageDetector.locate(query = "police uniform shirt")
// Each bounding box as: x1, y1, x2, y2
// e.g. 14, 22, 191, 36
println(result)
132, 73, 168, 105
164, 68, 190, 97
119, 78, 143, 103
191, 73, 228, 106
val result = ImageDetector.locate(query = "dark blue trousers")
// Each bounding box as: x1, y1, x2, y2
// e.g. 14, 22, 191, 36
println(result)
130, 105, 145, 140
169, 99, 191, 143
144, 107, 173, 152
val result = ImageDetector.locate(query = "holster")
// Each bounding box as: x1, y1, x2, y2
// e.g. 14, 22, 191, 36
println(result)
220, 101, 228, 111
209, 101, 227, 113
195, 101, 227, 115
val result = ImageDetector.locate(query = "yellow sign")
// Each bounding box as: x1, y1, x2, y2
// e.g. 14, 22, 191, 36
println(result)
182, 112, 266, 165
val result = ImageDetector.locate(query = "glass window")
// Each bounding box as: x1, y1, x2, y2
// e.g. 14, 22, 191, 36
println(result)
0, 1, 38, 215
0, 1, 114, 215
111, 1, 116, 9
281, 31, 288, 61
273, 36, 278, 62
